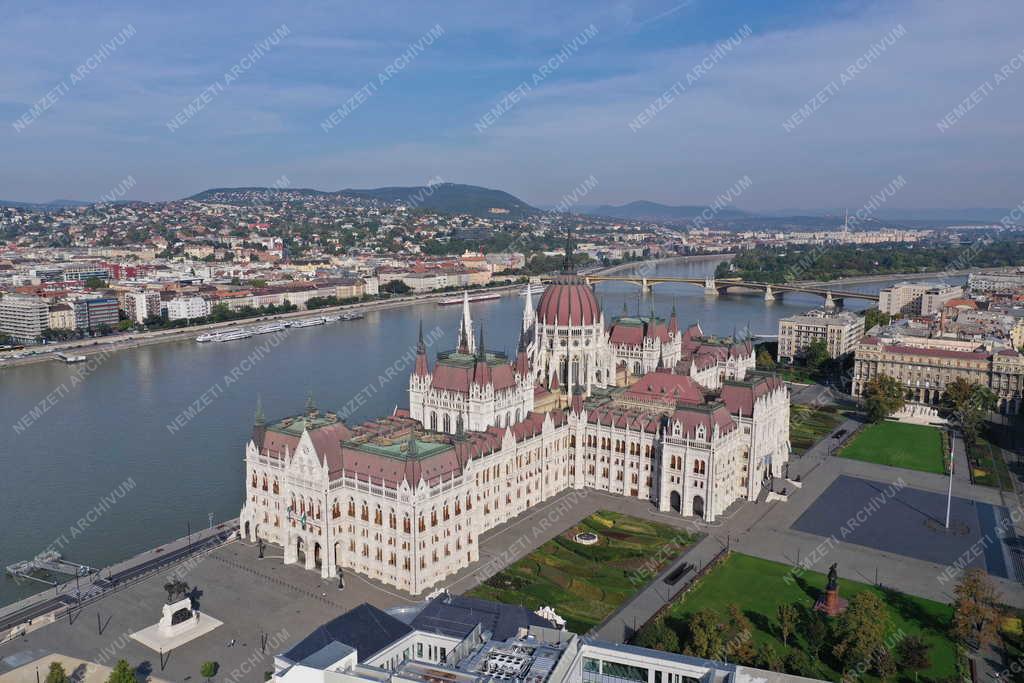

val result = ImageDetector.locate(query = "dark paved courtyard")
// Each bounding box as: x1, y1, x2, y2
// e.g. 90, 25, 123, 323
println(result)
792, 475, 1017, 580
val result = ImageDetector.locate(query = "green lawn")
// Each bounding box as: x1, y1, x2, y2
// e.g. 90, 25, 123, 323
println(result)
663, 553, 956, 681
790, 405, 845, 456
839, 421, 946, 474
467, 511, 698, 633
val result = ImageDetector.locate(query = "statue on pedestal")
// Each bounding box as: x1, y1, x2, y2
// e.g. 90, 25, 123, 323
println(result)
815, 563, 848, 617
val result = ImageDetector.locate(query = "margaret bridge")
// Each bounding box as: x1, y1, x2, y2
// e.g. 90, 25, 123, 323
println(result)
548, 275, 880, 309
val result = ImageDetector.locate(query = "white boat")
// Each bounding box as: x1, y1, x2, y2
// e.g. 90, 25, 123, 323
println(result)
520, 284, 546, 296
195, 333, 218, 342
323, 315, 341, 323
215, 330, 254, 342
253, 323, 288, 335
341, 312, 364, 321
438, 292, 501, 306
290, 317, 326, 329
55, 353, 87, 363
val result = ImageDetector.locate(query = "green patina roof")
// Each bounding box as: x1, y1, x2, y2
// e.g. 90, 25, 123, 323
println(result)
349, 437, 451, 460
613, 315, 666, 326
269, 411, 341, 435
435, 349, 508, 368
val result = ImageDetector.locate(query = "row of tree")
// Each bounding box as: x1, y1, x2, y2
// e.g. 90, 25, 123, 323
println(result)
636, 567, 1006, 680
44, 659, 222, 682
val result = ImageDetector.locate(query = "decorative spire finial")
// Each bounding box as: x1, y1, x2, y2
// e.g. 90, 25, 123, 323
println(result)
561, 225, 576, 274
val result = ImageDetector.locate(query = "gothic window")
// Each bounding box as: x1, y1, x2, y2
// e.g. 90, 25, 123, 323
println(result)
430, 412, 437, 431
443, 414, 450, 433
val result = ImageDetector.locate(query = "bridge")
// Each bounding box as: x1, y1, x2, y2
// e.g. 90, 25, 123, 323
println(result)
559, 275, 879, 308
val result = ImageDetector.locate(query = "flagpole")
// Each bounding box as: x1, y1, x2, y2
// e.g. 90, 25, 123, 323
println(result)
945, 446, 954, 529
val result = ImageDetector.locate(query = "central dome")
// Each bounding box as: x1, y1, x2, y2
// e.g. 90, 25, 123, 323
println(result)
537, 275, 602, 326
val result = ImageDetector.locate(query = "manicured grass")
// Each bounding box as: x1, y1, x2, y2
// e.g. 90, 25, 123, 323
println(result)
839, 421, 946, 474
665, 553, 956, 682
466, 511, 698, 633
790, 405, 845, 456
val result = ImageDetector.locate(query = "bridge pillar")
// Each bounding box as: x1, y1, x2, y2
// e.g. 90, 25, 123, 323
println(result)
764, 285, 775, 302
584, 276, 591, 286
642, 278, 653, 293
824, 291, 836, 310
704, 278, 718, 295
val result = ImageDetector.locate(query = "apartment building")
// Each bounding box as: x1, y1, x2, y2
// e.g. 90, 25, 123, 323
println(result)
73, 297, 119, 331
124, 290, 162, 324
777, 309, 864, 363
0, 295, 50, 342
852, 334, 1024, 413
166, 296, 211, 321
878, 282, 962, 316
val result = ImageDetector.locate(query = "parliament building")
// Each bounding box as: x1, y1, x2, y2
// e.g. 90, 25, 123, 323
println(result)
240, 250, 791, 595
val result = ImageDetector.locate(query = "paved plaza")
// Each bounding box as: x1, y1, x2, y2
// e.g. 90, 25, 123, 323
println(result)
2, 414, 1023, 681
793, 474, 1017, 580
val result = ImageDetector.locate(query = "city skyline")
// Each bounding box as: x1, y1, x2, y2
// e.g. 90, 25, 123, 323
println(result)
3, 0, 1023, 210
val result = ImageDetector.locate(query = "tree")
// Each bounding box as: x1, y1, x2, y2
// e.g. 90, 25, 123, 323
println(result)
832, 591, 890, 674
756, 348, 776, 370
201, 661, 219, 681
801, 607, 828, 660
804, 338, 830, 372
783, 648, 817, 678
684, 610, 725, 660
951, 568, 1001, 650
382, 279, 411, 294
634, 618, 680, 652
756, 642, 783, 672
863, 308, 891, 330
863, 374, 905, 422
777, 603, 798, 646
874, 646, 898, 681
105, 660, 135, 683
898, 635, 932, 681
942, 378, 997, 450
723, 604, 757, 663
45, 661, 68, 683
85, 276, 108, 289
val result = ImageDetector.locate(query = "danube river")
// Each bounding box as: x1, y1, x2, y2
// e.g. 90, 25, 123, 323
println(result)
0, 258, 963, 606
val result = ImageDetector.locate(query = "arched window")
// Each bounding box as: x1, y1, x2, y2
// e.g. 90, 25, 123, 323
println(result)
443, 414, 451, 433
430, 412, 437, 431
272, 478, 279, 494
250, 473, 257, 488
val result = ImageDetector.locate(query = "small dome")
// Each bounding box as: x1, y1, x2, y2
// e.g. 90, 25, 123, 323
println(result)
537, 275, 602, 326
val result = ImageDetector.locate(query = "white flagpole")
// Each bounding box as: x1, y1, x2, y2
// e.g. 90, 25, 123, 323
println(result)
945, 447, 954, 529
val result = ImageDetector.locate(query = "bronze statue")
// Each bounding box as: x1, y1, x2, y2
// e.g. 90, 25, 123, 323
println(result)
826, 563, 838, 590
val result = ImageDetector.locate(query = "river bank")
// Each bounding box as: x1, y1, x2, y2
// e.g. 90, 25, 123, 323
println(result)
0, 282, 530, 369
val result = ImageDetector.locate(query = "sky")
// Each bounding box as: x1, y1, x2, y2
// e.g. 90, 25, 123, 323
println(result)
2, 0, 1022, 211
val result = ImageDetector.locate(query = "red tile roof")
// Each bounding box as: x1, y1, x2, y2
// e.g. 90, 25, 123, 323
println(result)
537, 276, 601, 326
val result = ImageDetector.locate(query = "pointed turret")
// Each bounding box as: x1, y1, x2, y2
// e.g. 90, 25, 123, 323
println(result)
414, 320, 429, 376
473, 324, 491, 386
523, 283, 535, 332
570, 381, 585, 415
252, 395, 267, 450
514, 330, 531, 376
305, 390, 317, 416
656, 343, 665, 371
457, 291, 475, 355
561, 225, 576, 274
668, 301, 679, 336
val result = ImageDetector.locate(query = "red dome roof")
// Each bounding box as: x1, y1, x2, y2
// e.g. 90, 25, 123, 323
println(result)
537, 276, 602, 326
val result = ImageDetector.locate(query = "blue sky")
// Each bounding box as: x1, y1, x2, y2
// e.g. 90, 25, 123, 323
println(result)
2, 1, 1022, 210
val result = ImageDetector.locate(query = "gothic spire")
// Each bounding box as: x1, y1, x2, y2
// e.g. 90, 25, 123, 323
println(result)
561, 225, 576, 274
417, 319, 425, 353
254, 394, 265, 425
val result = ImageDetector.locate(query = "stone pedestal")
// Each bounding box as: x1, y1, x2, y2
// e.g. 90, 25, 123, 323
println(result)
814, 587, 848, 617
131, 596, 223, 652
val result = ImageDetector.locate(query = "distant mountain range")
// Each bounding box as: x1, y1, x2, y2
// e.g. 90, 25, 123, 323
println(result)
2, 184, 1018, 226
0, 199, 90, 209
581, 200, 750, 222
188, 183, 538, 218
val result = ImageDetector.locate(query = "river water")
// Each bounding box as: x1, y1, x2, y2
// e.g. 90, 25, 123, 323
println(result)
0, 258, 964, 606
